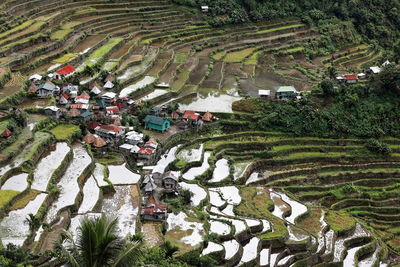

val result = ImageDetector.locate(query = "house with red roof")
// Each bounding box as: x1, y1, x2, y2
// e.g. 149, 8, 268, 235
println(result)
0, 128, 12, 138
343, 74, 358, 84
106, 106, 120, 115
58, 93, 69, 105
94, 124, 125, 143
86, 121, 100, 131
54, 65, 75, 79
183, 110, 200, 121
140, 203, 167, 221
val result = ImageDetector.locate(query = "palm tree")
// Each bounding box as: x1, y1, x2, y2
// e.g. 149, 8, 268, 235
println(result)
60, 215, 143, 267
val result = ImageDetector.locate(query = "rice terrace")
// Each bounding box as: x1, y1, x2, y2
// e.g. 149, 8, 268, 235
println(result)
0, 0, 399, 266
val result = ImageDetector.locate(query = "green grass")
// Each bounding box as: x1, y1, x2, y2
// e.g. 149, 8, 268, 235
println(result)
212, 51, 226, 60
174, 52, 188, 64
53, 53, 77, 64
75, 7, 96, 15
0, 190, 19, 209
276, 151, 347, 160
285, 46, 305, 53
171, 70, 190, 92
84, 38, 123, 67
0, 20, 35, 39
50, 28, 73, 41
24, 132, 53, 161
140, 37, 157, 45
256, 24, 305, 34
9, 190, 40, 210
95, 152, 125, 165
244, 51, 262, 65
325, 210, 356, 234
224, 48, 256, 63
49, 124, 80, 141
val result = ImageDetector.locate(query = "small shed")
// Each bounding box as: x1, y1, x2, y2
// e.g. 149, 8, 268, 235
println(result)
202, 112, 213, 122
275, 86, 298, 100
201, 5, 209, 12
44, 106, 61, 119
144, 115, 171, 132
258, 89, 271, 98
0, 128, 12, 138
104, 80, 114, 89
162, 171, 178, 190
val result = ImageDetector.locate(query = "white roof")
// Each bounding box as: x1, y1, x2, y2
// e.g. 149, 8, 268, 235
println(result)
258, 89, 271, 96
119, 143, 135, 150
75, 98, 89, 104
91, 87, 101, 95
48, 73, 54, 78
131, 145, 140, 153
102, 92, 116, 99
29, 74, 42, 81
45, 106, 60, 112
382, 60, 390, 67
201, 5, 209, 9
156, 82, 170, 88
104, 80, 114, 89
370, 66, 381, 74
336, 76, 344, 80
357, 73, 366, 76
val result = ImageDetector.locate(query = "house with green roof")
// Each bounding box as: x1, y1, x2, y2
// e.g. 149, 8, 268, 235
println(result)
274, 86, 298, 100
144, 115, 170, 132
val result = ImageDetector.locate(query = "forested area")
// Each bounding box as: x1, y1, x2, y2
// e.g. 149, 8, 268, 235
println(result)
173, 0, 400, 52
232, 67, 400, 138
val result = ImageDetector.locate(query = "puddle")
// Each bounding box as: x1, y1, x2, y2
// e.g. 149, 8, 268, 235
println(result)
239, 237, 260, 264
270, 190, 290, 220
182, 152, 210, 180
260, 248, 270, 266
119, 76, 156, 98
244, 218, 261, 228
178, 92, 241, 113
101, 185, 138, 238
278, 191, 308, 224
178, 144, 203, 163
153, 145, 180, 175
108, 164, 140, 185
179, 182, 207, 206
210, 220, 231, 235
0, 193, 47, 246
209, 186, 241, 205
358, 245, 379, 267
246, 172, 262, 185
333, 223, 369, 262
209, 191, 226, 207
209, 159, 230, 183
167, 212, 204, 246
221, 204, 235, 216
202, 241, 224, 256
223, 240, 240, 260
31, 142, 71, 191
44, 145, 91, 224
1, 173, 29, 191
78, 176, 100, 214
92, 163, 108, 187
140, 89, 168, 101
233, 162, 252, 180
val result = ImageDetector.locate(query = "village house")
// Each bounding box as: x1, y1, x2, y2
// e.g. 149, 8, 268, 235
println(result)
202, 112, 213, 122
137, 139, 158, 163
70, 104, 89, 112
79, 111, 92, 121
86, 121, 100, 132
94, 124, 126, 142
36, 81, 59, 98
162, 171, 179, 191
44, 106, 62, 119
89, 82, 102, 95
101, 92, 117, 105
201, 5, 209, 12
183, 110, 200, 121
106, 106, 120, 115
258, 89, 271, 98
125, 131, 144, 145
343, 74, 358, 84
140, 203, 167, 221
62, 84, 79, 98
144, 115, 171, 132
274, 86, 298, 100
369, 66, 381, 76
58, 93, 69, 105
68, 108, 81, 118
0, 128, 12, 138
54, 65, 75, 80
29, 74, 42, 82
104, 80, 114, 90
75, 92, 90, 104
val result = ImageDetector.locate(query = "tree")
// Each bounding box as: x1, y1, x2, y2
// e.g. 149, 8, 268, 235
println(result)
60, 215, 144, 267
25, 213, 41, 232
320, 79, 335, 96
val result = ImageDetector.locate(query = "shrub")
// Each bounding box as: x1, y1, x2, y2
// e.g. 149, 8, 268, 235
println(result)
365, 139, 391, 155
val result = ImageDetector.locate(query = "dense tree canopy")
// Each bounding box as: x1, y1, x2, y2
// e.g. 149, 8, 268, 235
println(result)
173, 0, 400, 50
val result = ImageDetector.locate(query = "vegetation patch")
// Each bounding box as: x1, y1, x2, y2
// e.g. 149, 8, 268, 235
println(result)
9, 190, 41, 210
0, 190, 19, 209
53, 53, 77, 64
224, 48, 255, 63
95, 152, 125, 165
325, 210, 356, 234
49, 124, 81, 141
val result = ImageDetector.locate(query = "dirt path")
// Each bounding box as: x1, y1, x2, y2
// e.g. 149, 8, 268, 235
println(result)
141, 222, 163, 248
38, 211, 69, 252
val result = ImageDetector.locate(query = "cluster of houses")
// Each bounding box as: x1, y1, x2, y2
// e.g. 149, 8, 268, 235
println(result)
336, 60, 397, 84
140, 168, 179, 221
